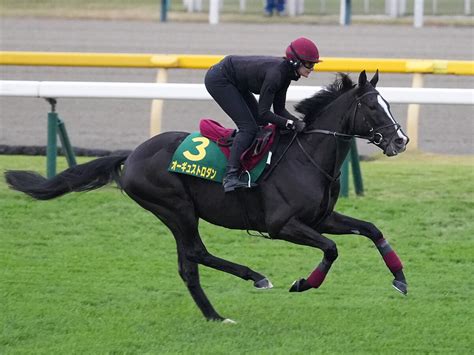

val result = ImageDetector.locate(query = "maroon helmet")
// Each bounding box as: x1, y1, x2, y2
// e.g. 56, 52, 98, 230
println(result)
285, 37, 322, 65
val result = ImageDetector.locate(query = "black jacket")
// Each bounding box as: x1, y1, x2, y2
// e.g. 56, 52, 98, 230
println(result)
221, 55, 300, 126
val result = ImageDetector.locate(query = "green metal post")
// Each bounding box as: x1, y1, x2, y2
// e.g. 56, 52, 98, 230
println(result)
350, 140, 364, 196
57, 118, 77, 167
345, 0, 352, 25
46, 99, 58, 178
340, 155, 350, 197
160, 0, 169, 22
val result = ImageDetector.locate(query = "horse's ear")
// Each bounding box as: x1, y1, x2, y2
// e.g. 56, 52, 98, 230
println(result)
358, 70, 367, 86
370, 70, 379, 87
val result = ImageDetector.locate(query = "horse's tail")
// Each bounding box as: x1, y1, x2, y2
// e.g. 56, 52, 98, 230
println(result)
5, 155, 128, 200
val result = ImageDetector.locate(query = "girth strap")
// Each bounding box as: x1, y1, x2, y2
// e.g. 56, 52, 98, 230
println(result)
236, 192, 272, 239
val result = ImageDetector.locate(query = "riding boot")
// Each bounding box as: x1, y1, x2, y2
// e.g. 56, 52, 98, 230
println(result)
223, 131, 255, 193
223, 165, 249, 192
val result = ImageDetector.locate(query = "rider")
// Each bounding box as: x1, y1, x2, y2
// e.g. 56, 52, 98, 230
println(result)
204, 37, 321, 193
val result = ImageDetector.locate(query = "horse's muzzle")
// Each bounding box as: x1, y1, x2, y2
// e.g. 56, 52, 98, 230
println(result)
385, 135, 409, 156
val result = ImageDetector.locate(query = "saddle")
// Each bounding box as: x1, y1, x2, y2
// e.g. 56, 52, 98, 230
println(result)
199, 119, 276, 171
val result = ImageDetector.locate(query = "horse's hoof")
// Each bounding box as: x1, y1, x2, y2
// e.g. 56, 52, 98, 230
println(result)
254, 277, 273, 289
222, 318, 237, 324
289, 278, 311, 292
392, 279, 408, 296
208, 317, 236, 324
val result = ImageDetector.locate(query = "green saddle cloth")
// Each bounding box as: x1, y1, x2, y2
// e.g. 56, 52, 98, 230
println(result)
168, 132, 269, 183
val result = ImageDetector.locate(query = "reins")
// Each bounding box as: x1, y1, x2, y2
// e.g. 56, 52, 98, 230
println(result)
286, 92, 379, 182
295, 136, 340, 182
261, 131, 298, 181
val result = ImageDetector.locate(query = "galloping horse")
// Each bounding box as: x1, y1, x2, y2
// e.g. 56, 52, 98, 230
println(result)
6, 71, 409, 323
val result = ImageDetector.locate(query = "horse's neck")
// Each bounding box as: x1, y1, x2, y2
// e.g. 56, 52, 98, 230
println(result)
314, 96, 352, 133
304, 96, 354, 176
333, 139, 352, 173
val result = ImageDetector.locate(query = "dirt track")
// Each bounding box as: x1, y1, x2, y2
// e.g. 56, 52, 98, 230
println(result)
0, 17, 472, 155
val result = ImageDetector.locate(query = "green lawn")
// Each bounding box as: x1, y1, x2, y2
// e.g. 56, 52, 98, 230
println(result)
1, 153, 473, 353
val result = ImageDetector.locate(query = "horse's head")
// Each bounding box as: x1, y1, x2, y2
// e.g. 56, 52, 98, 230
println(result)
351, 70, 409, 156
296, 72, 409, 156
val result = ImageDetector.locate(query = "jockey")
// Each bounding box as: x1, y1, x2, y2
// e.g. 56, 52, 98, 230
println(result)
204, 37, 321, 193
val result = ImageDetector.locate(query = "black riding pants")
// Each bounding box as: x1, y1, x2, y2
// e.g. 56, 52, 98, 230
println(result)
205, 64, 259, 168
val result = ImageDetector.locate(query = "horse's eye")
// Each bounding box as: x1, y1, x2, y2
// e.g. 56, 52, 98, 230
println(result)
366, 103, 378, 111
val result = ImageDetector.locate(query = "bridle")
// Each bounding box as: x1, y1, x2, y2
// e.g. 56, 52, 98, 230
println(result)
304, 91, 402, 148
264, 90, 403, 183
295, 90, 401, 181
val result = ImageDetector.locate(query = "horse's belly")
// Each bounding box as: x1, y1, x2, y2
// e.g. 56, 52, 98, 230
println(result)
186, 179, 267, 232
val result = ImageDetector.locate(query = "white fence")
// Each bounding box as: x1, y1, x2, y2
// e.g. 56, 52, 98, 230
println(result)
1, 80, 473, 105
1, 80, 472, 150
183, 0, 472, 26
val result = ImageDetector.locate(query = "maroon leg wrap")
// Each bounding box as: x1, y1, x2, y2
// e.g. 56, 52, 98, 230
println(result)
376, 238, 403, 273
307, 260, 331, 288
307, 268, 326, 288
383, 251, 403, 273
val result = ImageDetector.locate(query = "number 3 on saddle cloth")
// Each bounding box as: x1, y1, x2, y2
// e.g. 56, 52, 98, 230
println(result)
168, 119, 276, 184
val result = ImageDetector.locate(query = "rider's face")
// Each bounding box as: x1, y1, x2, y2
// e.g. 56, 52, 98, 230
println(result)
298, 62, 315, 78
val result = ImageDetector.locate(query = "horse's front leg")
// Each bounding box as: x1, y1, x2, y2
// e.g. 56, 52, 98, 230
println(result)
318, 211, 407, 295
274, 218, 339, 293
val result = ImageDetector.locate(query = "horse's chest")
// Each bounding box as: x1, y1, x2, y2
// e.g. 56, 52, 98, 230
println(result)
264, 184, 322, 216
262, 177, 337, 230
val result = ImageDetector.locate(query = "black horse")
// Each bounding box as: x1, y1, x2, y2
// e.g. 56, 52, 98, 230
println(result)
5, 71, 409, 323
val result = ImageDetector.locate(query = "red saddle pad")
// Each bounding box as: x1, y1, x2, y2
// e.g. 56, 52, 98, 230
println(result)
199, 119, 276, 171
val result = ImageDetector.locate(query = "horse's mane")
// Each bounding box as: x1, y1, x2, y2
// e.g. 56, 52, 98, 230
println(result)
295, 73, 355, 124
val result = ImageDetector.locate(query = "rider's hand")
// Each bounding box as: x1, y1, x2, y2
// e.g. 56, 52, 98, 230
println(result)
294, 120, 306, 132
286, 119, 306, 133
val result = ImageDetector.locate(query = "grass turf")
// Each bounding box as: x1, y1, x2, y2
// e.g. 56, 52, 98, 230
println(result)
1, 153, 473, 353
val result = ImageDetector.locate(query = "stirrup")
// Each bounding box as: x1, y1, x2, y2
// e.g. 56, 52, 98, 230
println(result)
223, 178, 249, 193
223, 170, 256, 193
242, 170, 258, 189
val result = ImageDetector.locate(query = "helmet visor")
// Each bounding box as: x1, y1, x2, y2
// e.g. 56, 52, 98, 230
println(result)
302, 61, 316, 70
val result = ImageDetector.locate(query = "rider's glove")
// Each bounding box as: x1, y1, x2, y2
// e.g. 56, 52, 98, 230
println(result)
286, 119, 306, 133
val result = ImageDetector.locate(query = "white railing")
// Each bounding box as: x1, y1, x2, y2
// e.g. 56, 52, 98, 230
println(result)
1, 80, 473, 150
1, 80, 473, 105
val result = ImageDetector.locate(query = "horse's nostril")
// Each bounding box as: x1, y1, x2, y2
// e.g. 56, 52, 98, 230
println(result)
394, 138, 405, 146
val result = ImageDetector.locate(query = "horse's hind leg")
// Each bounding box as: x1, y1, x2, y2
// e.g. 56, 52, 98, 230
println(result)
125, 190, 271, 321
178, 224, 272, 289
318, 211, 407, 295
176, 244, 227, 322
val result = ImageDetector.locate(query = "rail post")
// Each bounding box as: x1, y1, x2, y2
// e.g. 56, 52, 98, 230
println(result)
160, 0, 169, 22
209, 0, 219, 24
350, 139, 364, 195
45, 98, 76, 178
340, 155, 350, 197
340, 0, 352, 25
406, 73, 424, 150
340, 140, 364, 197
57, 118, 77, 167
46, 98, 58, 178
150, 68, 168, 136
414, 0, 424, 28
